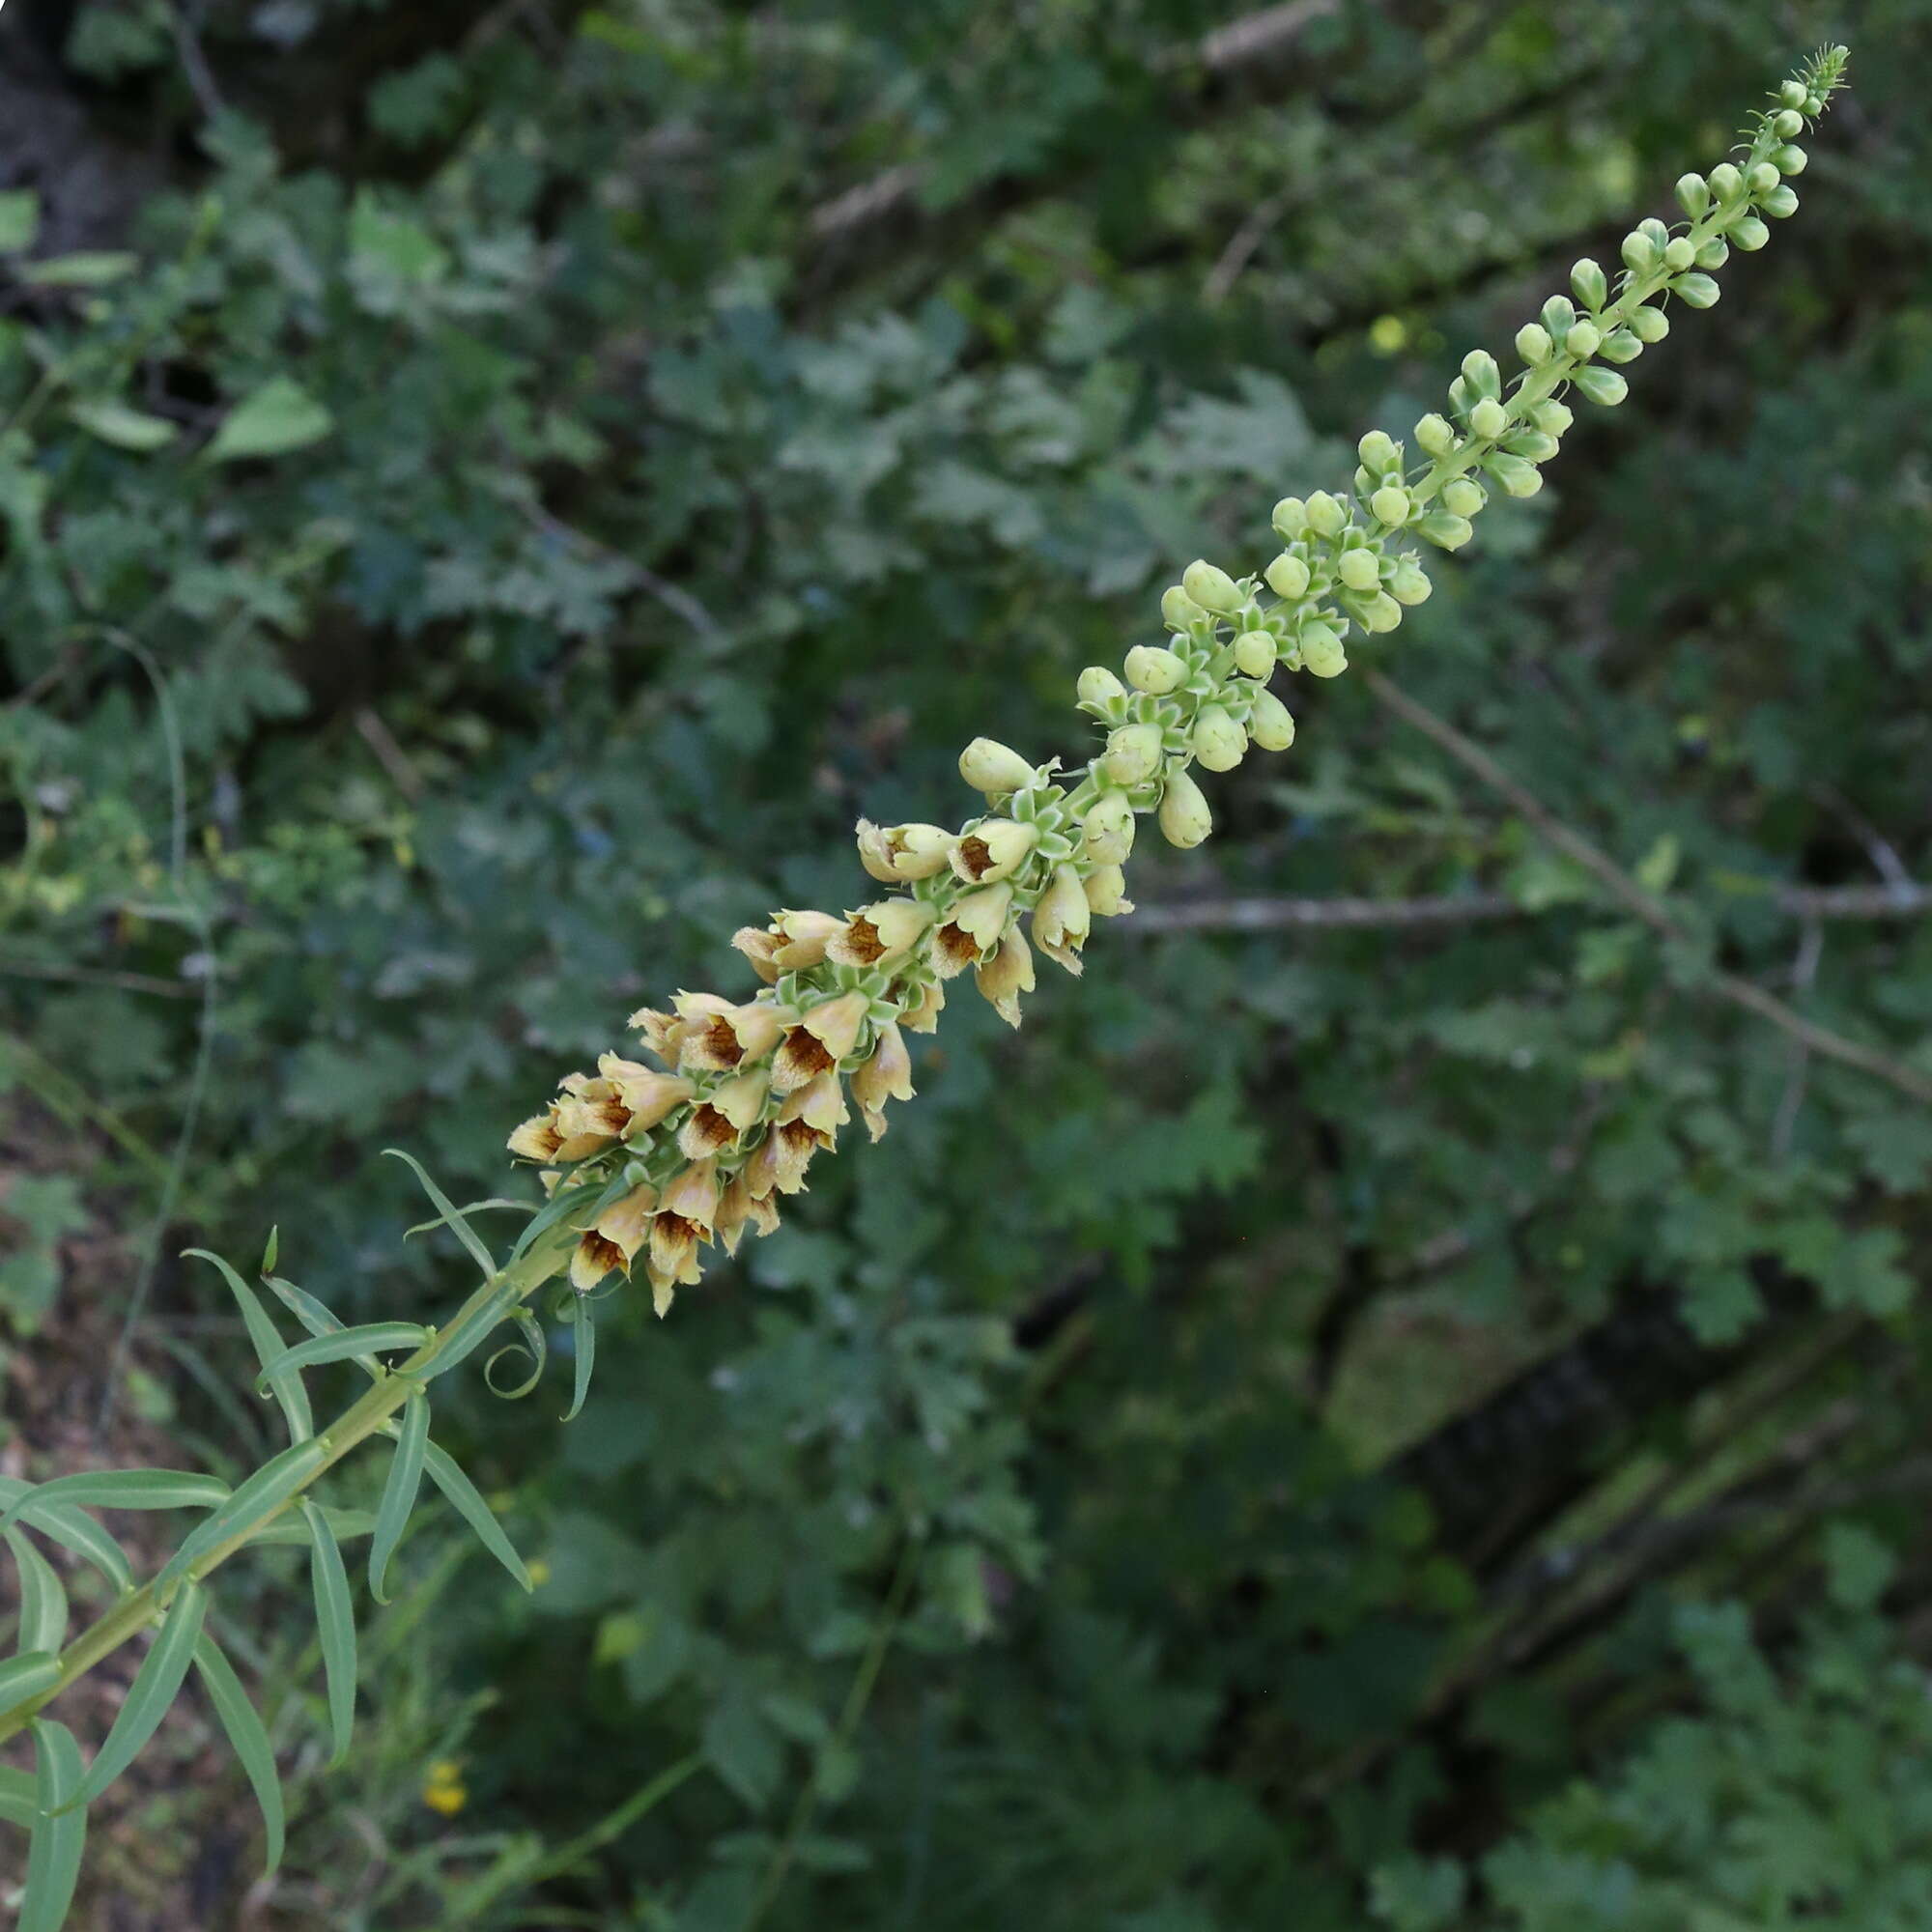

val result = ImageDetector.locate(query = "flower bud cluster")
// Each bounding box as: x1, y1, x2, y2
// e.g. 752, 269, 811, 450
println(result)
505, 50, 1845, 1312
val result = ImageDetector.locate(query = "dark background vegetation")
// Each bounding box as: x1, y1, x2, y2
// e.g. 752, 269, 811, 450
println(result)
4, 1, 1931, 1925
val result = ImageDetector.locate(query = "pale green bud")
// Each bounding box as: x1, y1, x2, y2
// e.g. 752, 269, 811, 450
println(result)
1628, 304, 1670, 344
1271, 496, 1309, 539
1638, 216, 1669, 250
1300, 624, 1349, 676
1598, 328, 1642, 364
1389, 555, 1432, 606
1123, 644, 1188, 694
1618, 231, 1656, 274
959, 738, 1035, 796
1077, 666, 1125, 705
1414, 412, 1457, 456
1357, 429, 1399, 472
1161, 585, 1206, 633
1529, 399, 1574, 437
1192, 704, 1247, 773
1264, 552, 1311, 600
1564, 320, 1600, 360
1233, 629, 1277, 678
1441, 477, 1486, 519
1773, 143, 1806, 175
1158, 767, 1213, 849
1357, 591, 1404, 633
1708, 161, 1744, 201
1662, 237, 1696, 271
1416, 512, 1473, 552
1674, 172, 1710, 217
1515, 322, 1553, 366
1731, 215, 1769, 252
1747, 161, 1780, 197
1572, 364, 1629, 406
1674, 273, 1721, 310
1304, 491, 1347, 538
1763, 185, 1800, 218
1247, 687, 1295, 752
1778, 79, 1808, 109
1468, 397, 1507, 440
1694, 237, 1729, 270
1103, 723, 1164, 785
1772, 108, 1804, 139
1461, 350, 1501, 400
1181, 559, 1243, 615
1487, 451, 1542, 498
1542, 293, 1577, 336
1370, 484, 1411, 527
1081, 790, 1135, 865
1337, 547, 1381, 592
1570, 260, 1607, 310
1506, 429, 1559, 461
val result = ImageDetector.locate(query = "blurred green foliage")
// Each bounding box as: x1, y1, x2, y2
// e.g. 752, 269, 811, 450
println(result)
4, 0, 1932, 1925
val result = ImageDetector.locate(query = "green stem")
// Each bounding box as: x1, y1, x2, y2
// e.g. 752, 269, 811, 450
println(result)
0, 1233, 573, 1751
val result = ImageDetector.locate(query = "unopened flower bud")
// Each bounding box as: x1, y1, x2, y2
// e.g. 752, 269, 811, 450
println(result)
1778, 78, 1807, 109
1673, 273, 1721, 310
1708, 161, 1743, 202
1657, 239, 1693, 275
1233, 629, 1277, 677
1264, 552, 1311, 599
1573, 364, 1630, 405
1104, 722, 1165, 786
1506, 429, 1559, 461
1162, 585, 1206, 632
1271, 496, 1309, 539
1570, 259, 1607, 309
1529, 399, 1574, 437
1247, 687, 1295, 752
1772, 108, 1804, 139
1303, 491, 1347, 538
1357, 591, 1404, 633
1441, 477, 1485, 518
1694, 237, 1729, 270
1370, 484, 1411, 526
1357, 429, 1399, 472
1543, 294, 1577, 337
1084, 864, 1132, 916
1773, 143, 1806, 176
1081, 790, 1136, 865
1181, 559, 1243, 615
1416, 512, 1473, 552
1337, 547, 1380, 592
1077, 666, 1125, 705
1487, 452, 1542, 498
1469, 397, 1508, 440
1123, 644, 1187, 694
1731, 214, 1769, 251
1628, 305, 1670, 345
1618, 231, 1656, 274
1191, 704, 1247, 773
1157, 767, 1212, 848
1564, 320, 1601, 359
950, 818, 1037, 886
1299, 622, 1349, 675
1515, 322, 1552, 366
1414, 412, 1456, 456
959, 737, 1035, 796
1675, 172, 1711, 217
1763, 185, 1800, 219
1389, 555, 1432, 605
1747, 161, 1780, 197
1461, 350, 1501, 399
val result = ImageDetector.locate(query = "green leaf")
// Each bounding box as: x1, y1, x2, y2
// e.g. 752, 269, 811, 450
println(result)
205, 377, 334, 463
484, 1310, 547, 1399
0, 1478, 133, 1594
563, 1293, 595, 1423
158, 1438, 331, 1590
384, 1148, 498, 1280
254, 1322, 427, 1392
7, 1530, 67, 1655
0, 189, 41, 252
19, 1719, 85, 1932
71, 1582, 206, 1807
0, 1468, 229, 1538
23, 251, 138, 287
0, 1652, 63, 1706
421, 1440, 531, 1592
243, 1505, 378, 1548
260, 1226, 278, 1276
185, 1248, 313, 1443
0, 1764, 36, 1830
369, 1388, 430, 1605
303, 1500, 356, 1766
68, 399, 181, 452
193, 1631, 285, 1876
405, 1197, 531, 1240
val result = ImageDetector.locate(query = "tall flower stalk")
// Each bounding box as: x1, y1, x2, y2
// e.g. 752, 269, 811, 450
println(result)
0, 48, 1851, 1927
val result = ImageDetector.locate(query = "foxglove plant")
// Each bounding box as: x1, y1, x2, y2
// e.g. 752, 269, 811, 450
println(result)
0, 48, 1851, 1927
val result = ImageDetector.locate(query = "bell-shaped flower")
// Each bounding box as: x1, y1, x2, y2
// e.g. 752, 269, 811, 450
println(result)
976, 924, 1036, 1028
932, 884, 1012, 979
1031, 865, 1091, 976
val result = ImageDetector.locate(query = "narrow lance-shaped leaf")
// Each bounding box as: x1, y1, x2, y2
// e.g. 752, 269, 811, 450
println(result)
263, 1273, 380, 1378
419, 1271, 527, 1384
0, 1468, 229, 1538
193, 1630, 285, 1876
254, 1323, 427, 1392
484, 1309, 547, 1399
0, 1477, 134, 1594
563, 1293, 596, 1423
303, 1499, 356, 1766
185, 1248, 312, 1443
158, 1437, 331, 1591
405, 1197, 530, 1239
244, 1504, 378, 1548
421, 1439, 531, 1592
0, 1653, 63, 1706
384, 1148, 499, 1280
0, 1764, 36, 1831
71, 1580, 207, 1808
369, 1386, 430, 1605
7, 1528, 68, 1654
19, 1719, 85, 1932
